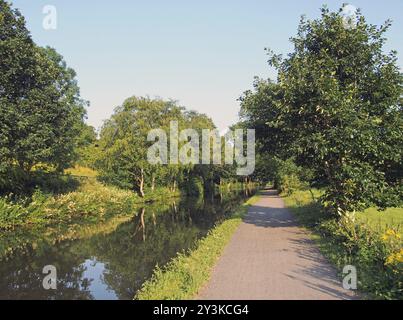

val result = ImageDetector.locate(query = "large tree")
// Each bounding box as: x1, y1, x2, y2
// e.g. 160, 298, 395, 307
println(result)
241, 6, 402, 215
97, 97, 184, 196
97, 96, 220, 197
0, 1, 87, 189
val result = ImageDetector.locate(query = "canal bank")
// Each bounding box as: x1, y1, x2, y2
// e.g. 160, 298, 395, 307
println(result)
0, 188, 256, 299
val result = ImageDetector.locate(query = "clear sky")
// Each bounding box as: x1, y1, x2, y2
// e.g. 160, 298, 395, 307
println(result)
11, 0, 403, 132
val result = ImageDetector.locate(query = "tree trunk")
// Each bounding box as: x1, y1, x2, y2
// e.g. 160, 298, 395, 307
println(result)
172, 200, 177, 214
138, 168, 145, 198
140, 207, 146, 242
152, 212, 156, 226
151, 175, 155, 191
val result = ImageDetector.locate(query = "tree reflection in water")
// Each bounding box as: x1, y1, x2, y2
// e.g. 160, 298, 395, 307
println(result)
0, 189, 255, 300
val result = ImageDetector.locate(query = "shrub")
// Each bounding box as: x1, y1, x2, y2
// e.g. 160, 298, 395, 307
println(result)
0, 197, 29, 230
181, 176, 204, 196
318, 218, 402, 299
0, 181, 138, 231
273, 158, 310, 195
43, 182, 140, 222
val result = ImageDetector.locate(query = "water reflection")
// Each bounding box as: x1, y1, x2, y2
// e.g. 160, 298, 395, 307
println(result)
0, 190, 254, 300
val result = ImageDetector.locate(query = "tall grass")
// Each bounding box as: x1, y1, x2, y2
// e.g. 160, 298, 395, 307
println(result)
65, 165, 98, 178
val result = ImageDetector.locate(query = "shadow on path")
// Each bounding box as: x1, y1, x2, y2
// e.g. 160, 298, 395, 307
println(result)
198, 189, 358, 300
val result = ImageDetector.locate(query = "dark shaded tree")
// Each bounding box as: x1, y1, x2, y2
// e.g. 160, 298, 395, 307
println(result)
0, 1, 87, 191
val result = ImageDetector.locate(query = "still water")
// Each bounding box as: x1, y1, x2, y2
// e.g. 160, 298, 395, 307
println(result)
0, 189, 254, 300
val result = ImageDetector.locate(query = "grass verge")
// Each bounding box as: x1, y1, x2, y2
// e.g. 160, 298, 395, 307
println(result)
283, 189, 402, 300
135, 194, 260, 300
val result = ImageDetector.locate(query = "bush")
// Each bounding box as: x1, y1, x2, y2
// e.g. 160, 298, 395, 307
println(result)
0, 166, 29, 195
0, 188, 50, 230
0, 197, 29, 230
0, 181, 138, 231
181, 176, 204, 196
43, 182, 140, 222
277, 174, 305, 195
0, 166, 79, 197
318, 217, 402, 299
273, 158, 310, 195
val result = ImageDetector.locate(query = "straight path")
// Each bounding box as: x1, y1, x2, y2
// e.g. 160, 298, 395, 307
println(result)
198, 190, 358, 300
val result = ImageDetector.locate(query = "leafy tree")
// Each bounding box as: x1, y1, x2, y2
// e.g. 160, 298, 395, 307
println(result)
241, 6, 402, 215
240, 78, 285, 157
184, 110, 216, 194
97, 96, 224, 197
75, 124, 99, 168
0, 1, 87, 190
97, 97, 183, 196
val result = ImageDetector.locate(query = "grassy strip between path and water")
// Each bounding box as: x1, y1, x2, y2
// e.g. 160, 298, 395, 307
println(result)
282, 189, 403, 300
135, 194, 260, 300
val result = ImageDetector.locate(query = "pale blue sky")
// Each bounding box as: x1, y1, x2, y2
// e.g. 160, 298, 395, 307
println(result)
11, 0, 403, 132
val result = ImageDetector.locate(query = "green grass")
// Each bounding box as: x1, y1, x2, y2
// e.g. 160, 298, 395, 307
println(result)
65, 165, 98, 178
283, 188, 403, 234
357, 207, 403, 237
282, 189, 324, 227
135, 194, 260, 300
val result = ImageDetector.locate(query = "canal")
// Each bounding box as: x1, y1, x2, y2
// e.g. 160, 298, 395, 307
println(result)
0, 189, 255, 299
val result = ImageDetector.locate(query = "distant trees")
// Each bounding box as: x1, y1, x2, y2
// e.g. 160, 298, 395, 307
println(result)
75, 124, 98, 168
96, 96, 223, 197
97, 97, 175, 196
0, 1, 87, 191
241, 6, 402, 215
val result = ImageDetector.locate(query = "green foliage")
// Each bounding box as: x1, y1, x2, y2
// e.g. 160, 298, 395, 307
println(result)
0, 197, 28, 231
135, 195, 260, 300
0, 167, 79, 196
250, 154, 311, 195
0, 188, 50, 230
96, 96, 218, 197
272, 158, 311, 195
318, 219, 402, 299
0, 1, 87, 192
181, 176, 204, 196
97, 97, 181, 195
239, 79, 285, 157
42, 182, 139, 223
0, 178, 180, 232
284, 189, 402, 299
75, 124, 99, 168
241, 6, 403, 215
